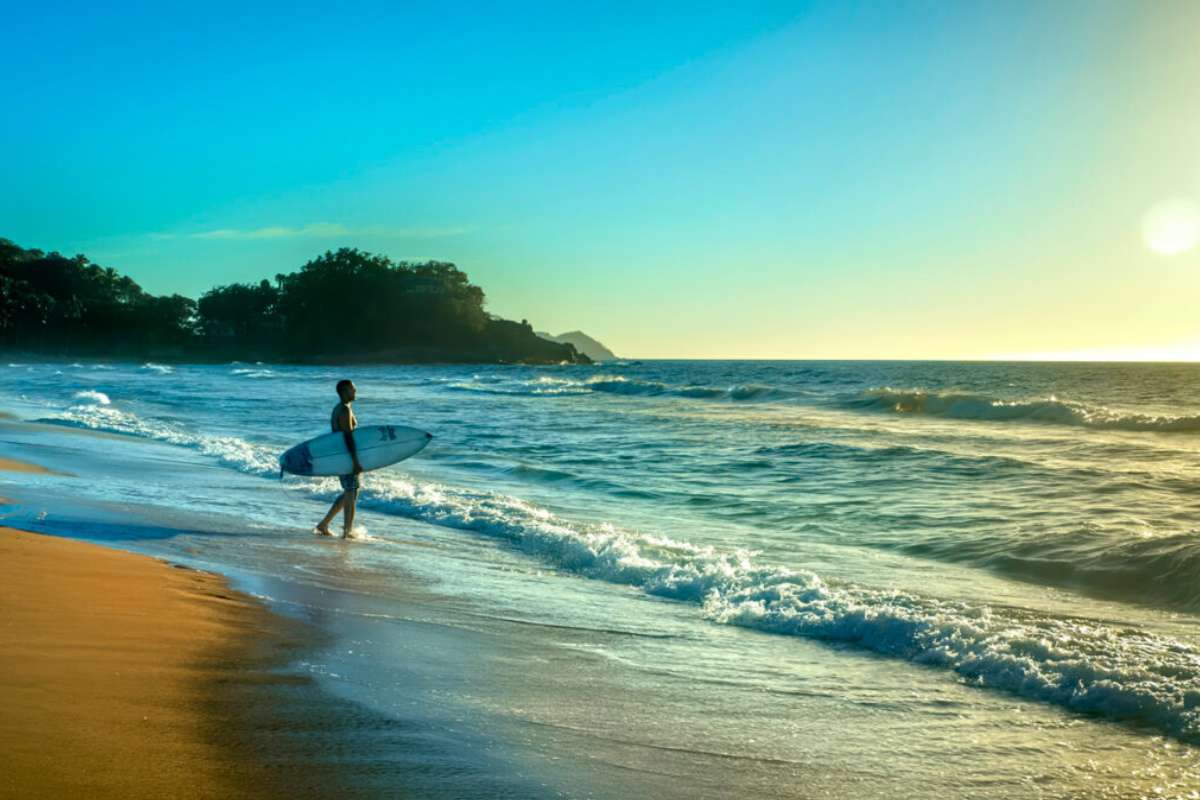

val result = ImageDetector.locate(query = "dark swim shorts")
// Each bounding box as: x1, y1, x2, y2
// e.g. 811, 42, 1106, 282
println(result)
339, 472, 361, 492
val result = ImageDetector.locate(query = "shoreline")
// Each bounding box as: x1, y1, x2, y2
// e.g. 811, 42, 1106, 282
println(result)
0, 428, 523, 799
0, 526, 404, 800
0, 456, 65, 475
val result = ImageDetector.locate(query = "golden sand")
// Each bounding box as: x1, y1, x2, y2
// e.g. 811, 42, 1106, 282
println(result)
0, 529, 296, 799
0, 456, 59, 474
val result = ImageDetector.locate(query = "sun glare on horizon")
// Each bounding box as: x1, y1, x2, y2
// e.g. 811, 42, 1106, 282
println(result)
996, 338, 1200, 363
1142, 198, 1200, 256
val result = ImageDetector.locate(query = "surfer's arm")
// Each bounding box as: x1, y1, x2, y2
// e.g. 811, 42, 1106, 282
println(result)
336, 408, 363, 473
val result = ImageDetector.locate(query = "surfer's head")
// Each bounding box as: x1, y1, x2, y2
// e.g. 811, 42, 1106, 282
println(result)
336, 379, 356, 403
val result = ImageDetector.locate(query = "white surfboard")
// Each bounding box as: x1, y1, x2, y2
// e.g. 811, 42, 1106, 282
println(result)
279, 424, 432, 477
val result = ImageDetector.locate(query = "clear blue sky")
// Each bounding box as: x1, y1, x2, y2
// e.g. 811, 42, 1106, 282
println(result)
4, 1, 1199, 358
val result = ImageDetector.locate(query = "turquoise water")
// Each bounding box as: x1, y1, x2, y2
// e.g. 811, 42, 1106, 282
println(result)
3, 359, 1200, 798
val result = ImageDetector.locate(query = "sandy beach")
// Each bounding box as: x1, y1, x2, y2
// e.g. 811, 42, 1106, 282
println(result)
0, 425, 545, 800
1, 525, 285, 798
0, 456, 60, 474
0, 512, 419, 800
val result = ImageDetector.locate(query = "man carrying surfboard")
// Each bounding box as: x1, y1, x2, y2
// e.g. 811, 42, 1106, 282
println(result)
315, 379, 364, 538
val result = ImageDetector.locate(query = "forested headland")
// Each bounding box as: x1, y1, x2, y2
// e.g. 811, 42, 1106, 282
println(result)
0, 239, 589, 364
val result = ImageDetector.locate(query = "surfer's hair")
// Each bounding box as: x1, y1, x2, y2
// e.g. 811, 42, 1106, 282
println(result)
336, 379, 353, 397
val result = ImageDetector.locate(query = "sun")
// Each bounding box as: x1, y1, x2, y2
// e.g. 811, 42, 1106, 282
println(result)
1142, 199, 1200, 256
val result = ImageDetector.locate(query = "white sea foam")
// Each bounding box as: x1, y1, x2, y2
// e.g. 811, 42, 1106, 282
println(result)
141, 362, 174, 374
72, 390, 110, 405
43, 403, 279, 476
447, 375, 592, 396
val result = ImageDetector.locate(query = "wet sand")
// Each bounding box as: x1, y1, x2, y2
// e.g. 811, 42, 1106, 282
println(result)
0, 422, 514, 800
0, 456, 60, 474
0, 527, 420, 800
1, 527, 282, 797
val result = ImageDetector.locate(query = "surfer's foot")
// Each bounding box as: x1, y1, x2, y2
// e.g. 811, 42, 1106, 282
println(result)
314, 525, 334, 536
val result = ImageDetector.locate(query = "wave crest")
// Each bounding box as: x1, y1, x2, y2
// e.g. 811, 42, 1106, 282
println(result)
847, 388, 1200, 433
40, 403, 278, 476
141, 362, 174, 374
72, 390, 110, 405
448, 375, 803, 403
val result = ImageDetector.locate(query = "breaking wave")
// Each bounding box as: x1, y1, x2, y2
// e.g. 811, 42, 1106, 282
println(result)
845, 388, 1200, 433
38, 401, 278, 476
231, 367, 276, 378
448, 375, 804, 403
72, 390, 111, 405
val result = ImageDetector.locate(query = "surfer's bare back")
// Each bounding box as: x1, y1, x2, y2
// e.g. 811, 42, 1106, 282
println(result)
315, 379, 363, 538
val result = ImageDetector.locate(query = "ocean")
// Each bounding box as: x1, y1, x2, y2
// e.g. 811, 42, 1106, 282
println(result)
3, 359, 1200, 798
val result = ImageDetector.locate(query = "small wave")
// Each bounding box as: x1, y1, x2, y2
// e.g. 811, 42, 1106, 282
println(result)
585, 377, 801, 402
755, 441, 914, 460
72, 390, 110, 405
448, 375, 803, 403
889, 528, 1200, 612
141, 362, 174, 374
585, 377, 669, 396
845, 388, 1200, 433
231, 368, 275, 378
447, 375, 594, 396
40, 404, 278, 476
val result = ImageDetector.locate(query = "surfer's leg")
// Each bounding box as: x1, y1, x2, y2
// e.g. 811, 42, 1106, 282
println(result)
342, 488, 358, 537
316, 492, 346, 535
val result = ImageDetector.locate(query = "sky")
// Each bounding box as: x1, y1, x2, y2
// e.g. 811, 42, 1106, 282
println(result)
3, 0, 1199, 359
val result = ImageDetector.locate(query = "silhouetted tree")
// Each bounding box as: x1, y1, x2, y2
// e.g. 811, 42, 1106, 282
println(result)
271, 248, 489, 355
0, 238, 195, 353
0, 238, 586, 363
197, 279, 279, 344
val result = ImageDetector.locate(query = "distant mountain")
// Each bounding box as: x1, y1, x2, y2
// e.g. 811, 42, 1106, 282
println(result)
536, 330, 618, 362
